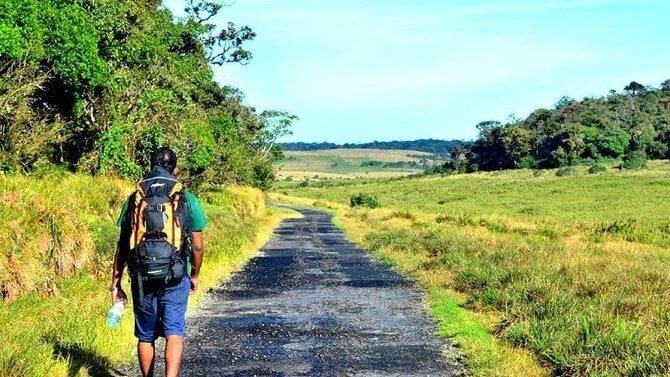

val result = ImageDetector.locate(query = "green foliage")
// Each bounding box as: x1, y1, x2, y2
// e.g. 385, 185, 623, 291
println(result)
350, 193, 381, 208
455, 81, 670, 173
622, 150, 648, 169
135, 124, 165, 168
183, 120, 216, 174
44, 2, 108, 87
252, 162, 275, 190
98, 124, 141, 179
588, 164, 607, 174
0, 0, 290, 189
517, 156, 537, 169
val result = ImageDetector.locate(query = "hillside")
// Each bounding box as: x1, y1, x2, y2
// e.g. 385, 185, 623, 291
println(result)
274, 148, 443, 180
281, 139, 464, 154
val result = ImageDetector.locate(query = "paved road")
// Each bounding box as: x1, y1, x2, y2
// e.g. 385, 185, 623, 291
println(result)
124, 206, 462, 376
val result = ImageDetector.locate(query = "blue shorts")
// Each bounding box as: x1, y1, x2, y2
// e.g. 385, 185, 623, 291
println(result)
131, 277, 190, 342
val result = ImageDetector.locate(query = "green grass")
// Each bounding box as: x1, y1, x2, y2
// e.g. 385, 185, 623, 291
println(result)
273, 160, 670, 376
0, 174, 289, 377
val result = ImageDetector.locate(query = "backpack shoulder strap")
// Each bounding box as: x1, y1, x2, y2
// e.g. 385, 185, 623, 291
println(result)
118, 191, 137, 253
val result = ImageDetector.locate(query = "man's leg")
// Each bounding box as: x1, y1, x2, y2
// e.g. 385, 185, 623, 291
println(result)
131, 280, 159, 377
165, 335, 184, 377
160, 277, 191, 377
137, 341, 156, 377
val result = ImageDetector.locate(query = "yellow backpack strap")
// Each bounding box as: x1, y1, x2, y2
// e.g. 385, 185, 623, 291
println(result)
131, 185, 146, 250
169, 182, 183, 196
169, 182, 184, 249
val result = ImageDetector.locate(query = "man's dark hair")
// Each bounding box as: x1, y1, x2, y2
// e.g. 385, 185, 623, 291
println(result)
151, 147, 177, 173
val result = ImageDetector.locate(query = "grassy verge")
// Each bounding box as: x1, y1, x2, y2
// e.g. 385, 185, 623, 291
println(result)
268, 193, 547, 376
0, 173, 294, 377
269, 162, 670, 376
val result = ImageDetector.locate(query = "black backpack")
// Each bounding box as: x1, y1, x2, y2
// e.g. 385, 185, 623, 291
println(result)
126, 167, 191, 289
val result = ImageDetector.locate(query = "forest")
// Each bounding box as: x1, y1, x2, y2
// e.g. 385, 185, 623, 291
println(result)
0, 0, 295, 188
441, 81, 670, 173
282, 139, 463, 155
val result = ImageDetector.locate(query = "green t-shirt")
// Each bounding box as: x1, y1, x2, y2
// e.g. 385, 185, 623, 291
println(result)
116, 189, 207, 232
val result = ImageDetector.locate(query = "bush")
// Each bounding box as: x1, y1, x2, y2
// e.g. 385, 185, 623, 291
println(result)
555, 167, 577, 177
350, 193, 381, 208
622, 150, 647, 170
518, 156, 537, 169
588, 164, 607, 174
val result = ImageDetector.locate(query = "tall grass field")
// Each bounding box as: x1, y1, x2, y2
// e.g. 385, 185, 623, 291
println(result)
272, 161, 670, 377
0, 173, 292, 377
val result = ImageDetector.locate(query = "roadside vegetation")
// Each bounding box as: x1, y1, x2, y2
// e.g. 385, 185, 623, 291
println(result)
0, 173, 295, 376
272, 161, 670, 376
0, 0, 295, 188
0, 1, 301, 375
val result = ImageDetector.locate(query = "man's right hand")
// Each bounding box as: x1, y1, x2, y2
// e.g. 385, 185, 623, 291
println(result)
112, 287, 127, 305
189, 275, 199, 295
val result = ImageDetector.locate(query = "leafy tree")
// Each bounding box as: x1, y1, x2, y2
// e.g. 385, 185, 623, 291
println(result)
500, 125, 531, 167
472, 121, 508, 170
624, 81, 646, 96
462, 79, 670, 172
0, 0, 286, 189
256, 110, 297, 161
555, 96, 576, 110
185, 0, 256, 65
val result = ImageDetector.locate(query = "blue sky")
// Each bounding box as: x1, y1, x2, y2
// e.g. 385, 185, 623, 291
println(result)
164, 0, 670, 143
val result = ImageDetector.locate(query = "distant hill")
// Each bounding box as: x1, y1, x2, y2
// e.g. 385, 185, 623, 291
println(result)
281, 139, 465, 155
274, 148, 445, 180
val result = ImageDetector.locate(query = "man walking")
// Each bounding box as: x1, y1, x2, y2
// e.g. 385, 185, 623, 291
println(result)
111, 147, 207, 377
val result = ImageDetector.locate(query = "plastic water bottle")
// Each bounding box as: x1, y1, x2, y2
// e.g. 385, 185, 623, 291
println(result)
106, 300, 125, 328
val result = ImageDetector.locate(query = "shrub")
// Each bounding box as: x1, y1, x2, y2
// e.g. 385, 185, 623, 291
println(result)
518, 156, 538, 169
555, 167, 577, 177
588, 164, 607, 174
622, 150, 647, 170
390, 211, 416, 221
350, 193, 381, 208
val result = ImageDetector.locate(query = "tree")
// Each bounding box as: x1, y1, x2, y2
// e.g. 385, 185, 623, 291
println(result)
472, 121, 508, 170
446, 145, 474, 173
624, 81, 646, 111
555, 96, 576, 110
256, 110, 297, 160
185, 0, 256, 65
500, 125, 531, 167
457, 79, 670, 174
624, 81, 646, 96
0, 0, 287, 188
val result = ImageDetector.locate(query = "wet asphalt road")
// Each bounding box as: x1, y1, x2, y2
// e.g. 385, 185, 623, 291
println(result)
123, 206, 461, 376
